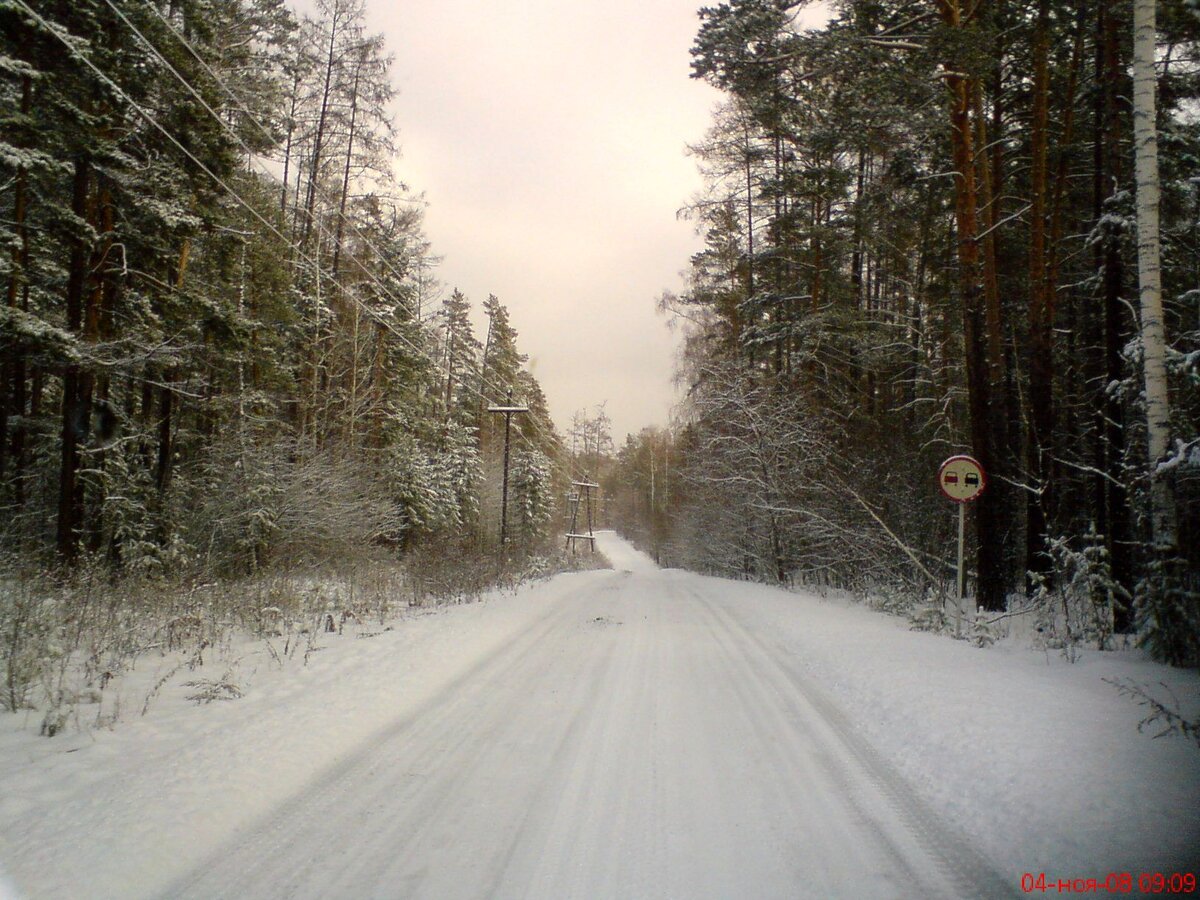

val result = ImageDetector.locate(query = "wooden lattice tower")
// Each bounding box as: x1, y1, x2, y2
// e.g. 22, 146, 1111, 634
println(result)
565, 490, 580, 530
565, 480, 599, 553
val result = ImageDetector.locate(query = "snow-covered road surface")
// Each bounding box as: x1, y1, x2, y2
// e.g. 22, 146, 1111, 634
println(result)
2, 532, 1197, 899
160, 536, 1005, 900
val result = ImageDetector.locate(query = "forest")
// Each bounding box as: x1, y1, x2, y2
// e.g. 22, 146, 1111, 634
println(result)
3, 5, 1199, 895
0, 0, 613, 719
1, 0, 1199, 735
606, 0, 1200, 665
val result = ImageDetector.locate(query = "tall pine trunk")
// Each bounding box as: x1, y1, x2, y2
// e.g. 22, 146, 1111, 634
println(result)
938, 0, 1013, 611
57, 157, 93, 557
1092, 2, 1135, 629
301, 2, 348, 253
2, 75, 32, 498
1026, 0, 1054, 584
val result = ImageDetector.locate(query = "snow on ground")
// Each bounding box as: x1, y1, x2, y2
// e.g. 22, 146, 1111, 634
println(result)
0, 532, 1197, 898
0, 573, 596, 898
665, 564, 1200, 881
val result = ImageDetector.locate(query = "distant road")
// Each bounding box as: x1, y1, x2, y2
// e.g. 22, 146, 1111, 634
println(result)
163, 533, 1010, 899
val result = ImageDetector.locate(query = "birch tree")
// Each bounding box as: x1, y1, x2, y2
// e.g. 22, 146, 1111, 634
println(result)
1132, 0, 1176, 556
1129, 0, 1199, 666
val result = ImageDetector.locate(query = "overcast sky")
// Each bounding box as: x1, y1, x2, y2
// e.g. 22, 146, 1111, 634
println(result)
354, 1, 722, 442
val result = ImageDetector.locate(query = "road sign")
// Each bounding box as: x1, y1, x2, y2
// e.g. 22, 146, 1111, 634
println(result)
938, 455, 987, 503
939, 454, 987, 638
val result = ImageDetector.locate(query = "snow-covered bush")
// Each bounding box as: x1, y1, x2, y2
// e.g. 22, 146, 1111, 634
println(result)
0, 564, 57, 712
1135, 557, 1200, 668
1028, 529, 1130, 658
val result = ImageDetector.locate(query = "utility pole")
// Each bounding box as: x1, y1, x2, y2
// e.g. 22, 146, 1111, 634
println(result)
566, 479, 599, 553
488, 390, 528, 549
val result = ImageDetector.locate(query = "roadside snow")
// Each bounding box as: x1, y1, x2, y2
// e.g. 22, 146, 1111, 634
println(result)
679, 568, 1200, 881
0, 573, 593, 899
0, 533, 1196, 898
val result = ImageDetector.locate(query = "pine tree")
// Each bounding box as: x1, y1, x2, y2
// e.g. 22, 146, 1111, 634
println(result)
669, 0, 1199, 654
439, 288, 482, 428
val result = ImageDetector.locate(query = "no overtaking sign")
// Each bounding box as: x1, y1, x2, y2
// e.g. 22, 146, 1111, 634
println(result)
940, 454, 986, 635
938, 455, 986, 503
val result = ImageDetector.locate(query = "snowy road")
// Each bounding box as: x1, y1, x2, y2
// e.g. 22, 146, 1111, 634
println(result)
160, 537, 1010, 900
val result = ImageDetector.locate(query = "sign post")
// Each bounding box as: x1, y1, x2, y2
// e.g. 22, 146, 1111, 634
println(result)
937, 455, 987, 636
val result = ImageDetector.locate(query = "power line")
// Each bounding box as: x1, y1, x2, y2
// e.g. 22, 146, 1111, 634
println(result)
12, 0, 589, 488
125, 0, 590, 487
106, 0, 417, 313
113, 0, 585, 482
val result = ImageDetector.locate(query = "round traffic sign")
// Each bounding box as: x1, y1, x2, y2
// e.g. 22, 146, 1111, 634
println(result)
938, 455, 987, 503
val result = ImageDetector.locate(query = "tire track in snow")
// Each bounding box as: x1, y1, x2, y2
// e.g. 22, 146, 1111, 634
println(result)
161, 552, 1016, 899
686, 580, 1015, 898
159, 575, 622, 900
689, 585, 936, 895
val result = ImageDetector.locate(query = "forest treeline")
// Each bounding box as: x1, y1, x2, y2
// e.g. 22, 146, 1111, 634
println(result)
0, 0, 572, 584
608, 0, 1199, 663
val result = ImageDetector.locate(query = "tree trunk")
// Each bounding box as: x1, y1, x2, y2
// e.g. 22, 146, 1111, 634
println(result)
155, 384, 173, 494
1091, 1, 1134, 629
1132, 0, 1176, 554
1026, 0, 1054, 585
301, 8, 342, 252
87, 187, 116, 555
57, 157, 93, 557
937, 0, 1011, 611
743, 114, 755, 302
3, 75, 32, 498
281, 59, 304, 216
330, 46, 364, 284
851, 149, 866, 309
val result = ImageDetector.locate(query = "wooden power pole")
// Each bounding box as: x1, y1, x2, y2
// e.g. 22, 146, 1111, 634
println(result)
488, 390, 528, 548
